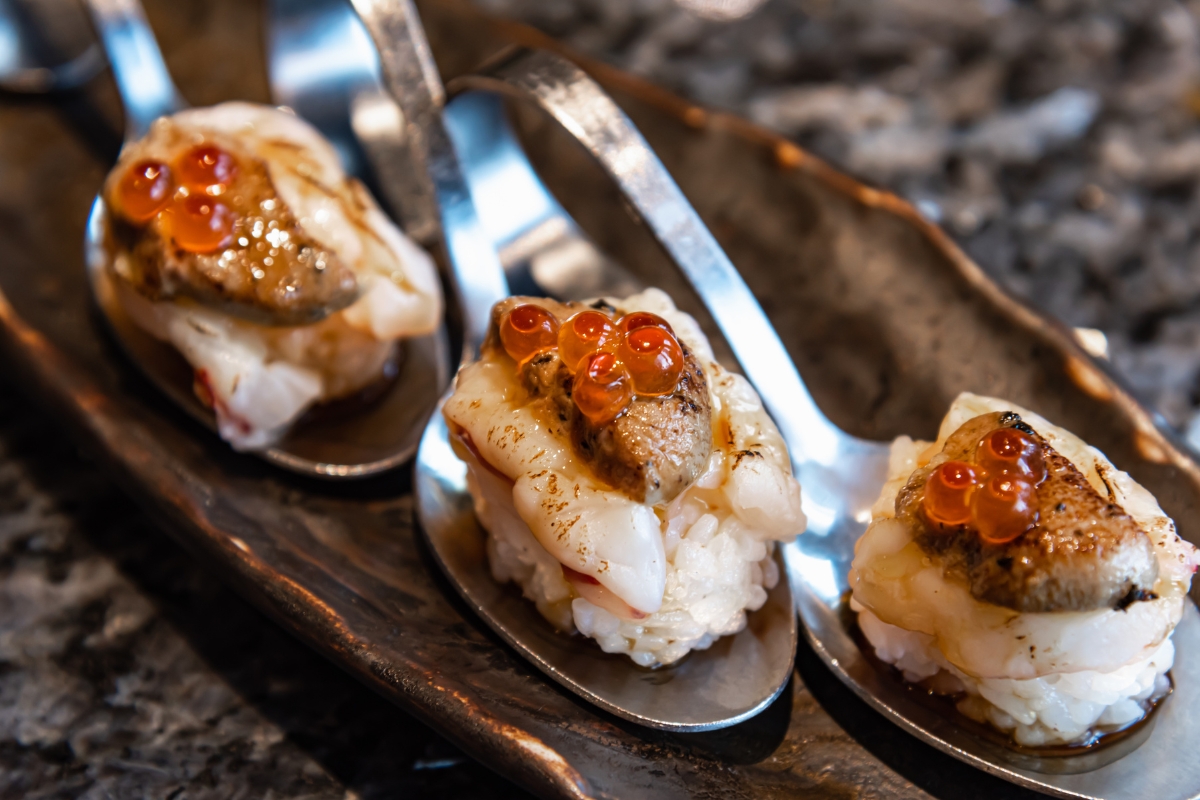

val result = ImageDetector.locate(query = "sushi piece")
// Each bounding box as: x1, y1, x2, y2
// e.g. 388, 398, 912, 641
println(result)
98, 102, 442, 450
443, 289, 806, 667
849, 392, 1200, 747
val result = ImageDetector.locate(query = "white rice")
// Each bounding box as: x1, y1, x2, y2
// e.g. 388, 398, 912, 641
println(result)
447, 289, 805, 667
850, 392, 1198, 746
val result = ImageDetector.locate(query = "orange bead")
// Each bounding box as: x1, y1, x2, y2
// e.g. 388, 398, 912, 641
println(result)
176, 144, 237, 194
977, 428, 1046, 484
499, 304, 559, 364
617, 311, 673, 336
972, 475, 1039, 545
572, 351, 633, 426
922, 461, 980, 527
558, 310, 616, 373
115, 160, 172, 223
618, 326, 684, 396
164, 194, 235, 253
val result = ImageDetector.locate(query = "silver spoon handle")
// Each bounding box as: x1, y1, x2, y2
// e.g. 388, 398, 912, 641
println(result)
84, 0, 185, 142
347, 0, 507, 360
455, 51, 840, 467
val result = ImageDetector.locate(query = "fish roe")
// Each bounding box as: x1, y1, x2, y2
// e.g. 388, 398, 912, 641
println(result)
502, 304, 689, 423
572, 351, 633, 426
923, 461, 980, 527
976, 428, 1046, 483
165, 195, 235, 253
619, 325, 684, 396
922, 426, 1049, 543
558, 310, 615, 373
115, 160, 173, 223
176, 144, 237, 194
500, 304, 560, 365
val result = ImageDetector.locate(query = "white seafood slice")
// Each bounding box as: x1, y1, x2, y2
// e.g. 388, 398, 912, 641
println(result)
445, 288, 805, 621
850, 392, 1200, 680
447, 357, 666, 615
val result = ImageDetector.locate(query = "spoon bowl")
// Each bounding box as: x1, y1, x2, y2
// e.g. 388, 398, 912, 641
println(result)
420, 61, 800, 731
81, 0, 449, 478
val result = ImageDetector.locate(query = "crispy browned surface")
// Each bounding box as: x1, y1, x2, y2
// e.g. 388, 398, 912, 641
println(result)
104, 121, 360, 325
486, 296, 712, 505
896, 412, 1159, 612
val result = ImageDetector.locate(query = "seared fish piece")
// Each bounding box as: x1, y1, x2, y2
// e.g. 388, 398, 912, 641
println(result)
98, 102, 443, 449
104, 116, 366, 325
486, 296, 712, 505
895, 411, 1159, 613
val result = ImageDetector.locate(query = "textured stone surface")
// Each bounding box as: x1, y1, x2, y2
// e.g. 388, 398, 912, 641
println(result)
0, 378, 531, 799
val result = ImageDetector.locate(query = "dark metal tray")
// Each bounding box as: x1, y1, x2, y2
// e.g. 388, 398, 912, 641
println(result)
2, 1, 1198, 797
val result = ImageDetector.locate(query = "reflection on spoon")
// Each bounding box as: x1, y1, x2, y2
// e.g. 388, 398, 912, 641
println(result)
81, 0, 448, 478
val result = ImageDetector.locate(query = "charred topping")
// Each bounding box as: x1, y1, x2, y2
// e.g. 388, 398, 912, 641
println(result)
486, 296, 714, 505
1115, 586, 1159, 612
105, 125, 361, 325
895, 411, 1160, 613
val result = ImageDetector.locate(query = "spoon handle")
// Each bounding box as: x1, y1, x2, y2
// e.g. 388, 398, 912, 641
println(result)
83, 0, 185, 143
454, 51, 840, 468
347, 0, 507, 361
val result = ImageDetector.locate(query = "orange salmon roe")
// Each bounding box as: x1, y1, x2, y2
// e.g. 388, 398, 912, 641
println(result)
922, 461, 980, 527
619, 325, 684, 396
558, 310, 615, 373
177, 144, 237, 194
165, 195, 234, 253
976, 428, 1046, 483
116, 160, 173, 223
572, 351, 633, 426
972, 475, 1038, 544
617, 311, 673, 336
921, 425, 1048, 545
500, 304, 559, 365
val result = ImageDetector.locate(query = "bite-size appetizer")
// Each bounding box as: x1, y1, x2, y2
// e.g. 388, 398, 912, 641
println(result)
98, 102, 442, 450
443, 289, 806, 667
850, 393, 1199, 747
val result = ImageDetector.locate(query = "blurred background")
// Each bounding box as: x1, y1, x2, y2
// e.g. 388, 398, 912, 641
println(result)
487, 0, 1200, 445
3, 0, 1200, 798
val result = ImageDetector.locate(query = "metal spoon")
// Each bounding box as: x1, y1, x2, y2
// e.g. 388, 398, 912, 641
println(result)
80, 0, 448, 478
